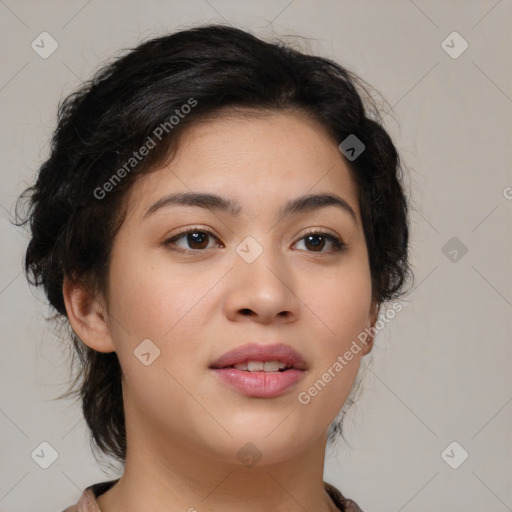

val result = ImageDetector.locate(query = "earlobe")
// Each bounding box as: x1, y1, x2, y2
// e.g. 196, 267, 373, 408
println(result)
62, 276, 116, 353
361, 301, 380, 356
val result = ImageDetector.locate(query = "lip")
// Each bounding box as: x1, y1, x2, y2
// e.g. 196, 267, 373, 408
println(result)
209, 343, 307, 398
209, 343, 307, 370
211, 368, 306, 398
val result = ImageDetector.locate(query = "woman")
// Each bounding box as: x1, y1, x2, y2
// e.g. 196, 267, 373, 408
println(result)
16, 24, 411, 512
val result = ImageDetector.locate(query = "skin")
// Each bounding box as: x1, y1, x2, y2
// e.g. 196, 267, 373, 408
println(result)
63, 109, 379, 512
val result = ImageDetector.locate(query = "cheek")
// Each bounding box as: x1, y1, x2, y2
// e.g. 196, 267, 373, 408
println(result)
298, 257, 372, 406
105, 255, 207, 428
305, 256, 373, 346
106, 249, 202, 341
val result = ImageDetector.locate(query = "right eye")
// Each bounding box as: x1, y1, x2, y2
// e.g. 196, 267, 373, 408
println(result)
163, 227, 223, 253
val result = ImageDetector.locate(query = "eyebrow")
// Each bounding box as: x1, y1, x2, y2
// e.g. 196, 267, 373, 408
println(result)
143, 191, 357, 224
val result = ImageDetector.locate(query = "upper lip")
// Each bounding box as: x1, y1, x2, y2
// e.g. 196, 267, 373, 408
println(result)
210, 343, 307, 370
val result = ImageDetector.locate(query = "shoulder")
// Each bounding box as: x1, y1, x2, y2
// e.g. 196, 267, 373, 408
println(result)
324, 481, 365, 512
61, 488, 98, 512
62, 479, 360, 512
61, 479, 120, 512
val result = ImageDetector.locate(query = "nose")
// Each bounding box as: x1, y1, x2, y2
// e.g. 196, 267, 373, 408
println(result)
223, 242, 299, 325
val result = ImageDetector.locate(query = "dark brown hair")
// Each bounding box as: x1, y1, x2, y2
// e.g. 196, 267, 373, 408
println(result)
15, 24, 413, 465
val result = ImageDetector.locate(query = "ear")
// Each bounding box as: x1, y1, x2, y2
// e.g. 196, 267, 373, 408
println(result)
62, 275, 116, 353
361, 300, 380, 356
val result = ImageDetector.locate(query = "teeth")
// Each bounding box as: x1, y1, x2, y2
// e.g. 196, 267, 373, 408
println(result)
232, 360, 289, 372
262, 361, 280, 372
248, 361, 265, 372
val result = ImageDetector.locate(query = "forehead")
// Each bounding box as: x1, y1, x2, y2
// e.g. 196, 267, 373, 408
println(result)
174, 108, 345, 172
123, 109, 360, 222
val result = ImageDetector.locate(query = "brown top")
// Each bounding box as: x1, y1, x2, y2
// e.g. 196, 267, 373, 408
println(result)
62, 479, 363, 512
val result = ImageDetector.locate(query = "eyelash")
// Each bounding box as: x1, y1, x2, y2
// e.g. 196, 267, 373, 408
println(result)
163, 226, 346, 255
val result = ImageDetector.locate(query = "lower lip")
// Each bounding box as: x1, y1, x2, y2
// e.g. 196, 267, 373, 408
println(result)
210, 368, 305, 398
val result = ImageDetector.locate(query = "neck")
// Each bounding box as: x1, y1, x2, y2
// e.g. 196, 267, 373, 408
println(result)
97, 396, 339, 512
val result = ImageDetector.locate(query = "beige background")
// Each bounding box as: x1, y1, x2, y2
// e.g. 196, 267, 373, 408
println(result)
1, 1, 511, 511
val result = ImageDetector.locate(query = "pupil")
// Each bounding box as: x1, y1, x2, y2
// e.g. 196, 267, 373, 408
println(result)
306, 234, 324, 251
189, 232, 208, 249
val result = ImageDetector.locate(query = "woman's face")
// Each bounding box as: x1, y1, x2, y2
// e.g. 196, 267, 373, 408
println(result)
101, 110, 377, 465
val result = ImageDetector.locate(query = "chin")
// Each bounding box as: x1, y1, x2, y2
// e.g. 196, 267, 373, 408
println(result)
198, 427, 317, 467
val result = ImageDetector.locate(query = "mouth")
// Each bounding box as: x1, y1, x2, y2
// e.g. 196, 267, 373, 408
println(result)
209, 343, 307, 398
211, 360, 301, 372
209, 342, 308, 371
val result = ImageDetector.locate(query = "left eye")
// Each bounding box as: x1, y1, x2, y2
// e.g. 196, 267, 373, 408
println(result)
294, 232, 345, 253
164, 229, 345, 253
